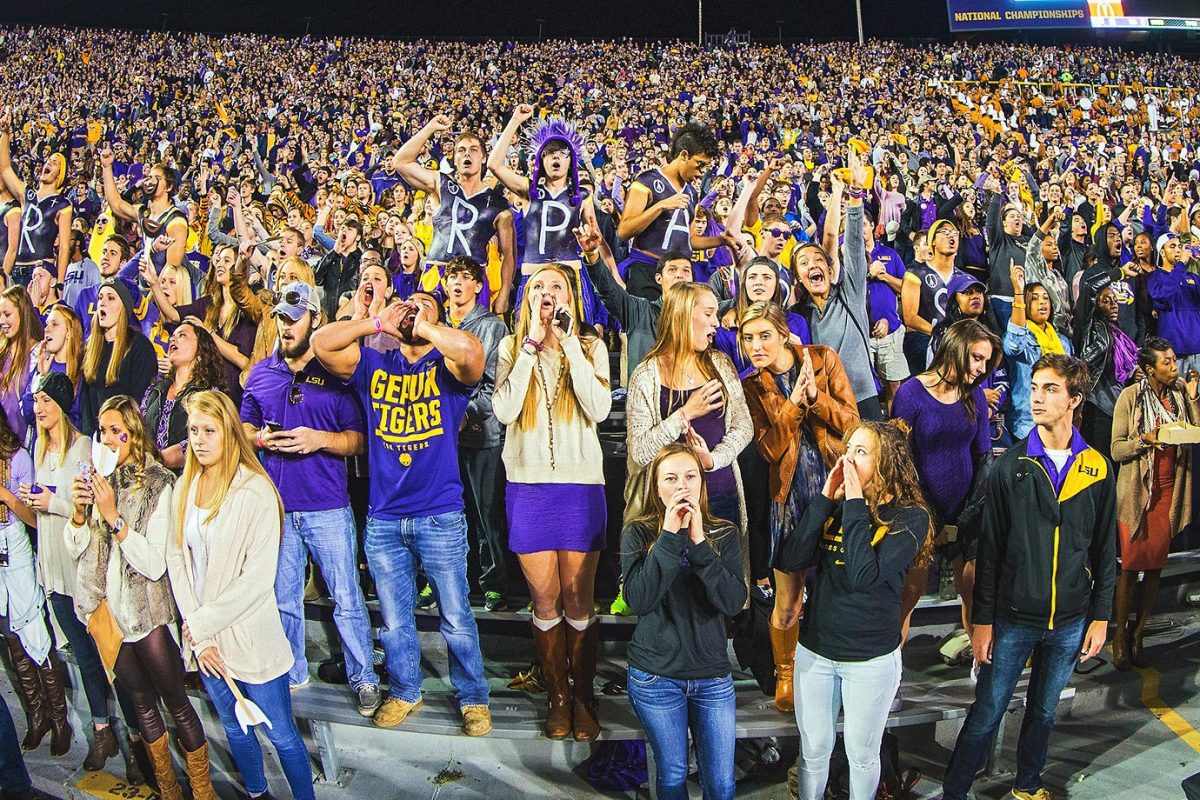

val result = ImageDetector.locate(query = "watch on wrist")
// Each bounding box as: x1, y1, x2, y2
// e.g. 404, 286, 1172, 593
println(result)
109, 517, 126, 534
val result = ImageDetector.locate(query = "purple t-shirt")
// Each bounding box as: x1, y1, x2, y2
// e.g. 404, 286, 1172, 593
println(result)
242, 353, 365, 513
866, 243, 905, 333
349, 345, 476, 520
658, 385, 735, 496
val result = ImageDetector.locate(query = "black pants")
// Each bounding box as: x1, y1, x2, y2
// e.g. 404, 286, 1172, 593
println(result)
738, 446, 772, 583
459, 445, 510, 596
857, 395, 884, 422
112, 625, 205, 750
1080, 403, 1114, 462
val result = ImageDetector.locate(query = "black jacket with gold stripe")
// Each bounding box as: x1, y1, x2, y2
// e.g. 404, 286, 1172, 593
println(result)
973, 435, 1117, 630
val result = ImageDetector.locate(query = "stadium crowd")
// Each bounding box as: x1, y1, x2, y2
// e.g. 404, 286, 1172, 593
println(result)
0, 22, 1198, 800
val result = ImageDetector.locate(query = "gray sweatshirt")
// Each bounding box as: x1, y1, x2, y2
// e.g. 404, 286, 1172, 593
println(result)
457, 303, 508, 449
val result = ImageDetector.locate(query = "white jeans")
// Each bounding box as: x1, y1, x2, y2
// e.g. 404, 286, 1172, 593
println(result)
793, 643, 902, 800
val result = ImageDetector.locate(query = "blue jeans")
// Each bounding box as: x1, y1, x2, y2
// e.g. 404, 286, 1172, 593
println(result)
942, 615, 1086, 799
794, 645, 902, 800
0, 694, 30, 792
275, 506, 375, 688
991, 296, 1013, 333
200, 672, 315, 800
708, 489, 742, 532
627, 666, 736, 800
364, 511, 489, 707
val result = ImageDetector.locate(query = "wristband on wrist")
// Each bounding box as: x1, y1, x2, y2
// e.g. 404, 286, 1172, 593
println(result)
370, 316, 383, 334
847, 187, 867, 199
583, 248, 600, 261
522, 337, 543, 353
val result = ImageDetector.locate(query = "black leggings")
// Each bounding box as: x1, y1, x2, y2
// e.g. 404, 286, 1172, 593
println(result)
112, 625, 205, 751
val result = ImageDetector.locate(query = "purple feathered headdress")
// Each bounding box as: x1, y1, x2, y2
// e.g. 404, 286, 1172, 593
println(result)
526, 117, 587, 206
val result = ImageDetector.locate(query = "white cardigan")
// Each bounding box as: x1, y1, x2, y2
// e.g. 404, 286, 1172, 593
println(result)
493, 334, 611, 485
165, 466, 292, 685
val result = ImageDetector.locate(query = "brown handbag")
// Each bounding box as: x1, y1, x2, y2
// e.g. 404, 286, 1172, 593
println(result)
86, 599, 124, 678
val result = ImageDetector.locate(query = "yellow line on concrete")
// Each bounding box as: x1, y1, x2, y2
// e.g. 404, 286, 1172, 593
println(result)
74, 769, 158, 799
1138, 663, 1200, 755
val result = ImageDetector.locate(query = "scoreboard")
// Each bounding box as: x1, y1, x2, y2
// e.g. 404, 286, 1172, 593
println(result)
947, 0, 1200, 31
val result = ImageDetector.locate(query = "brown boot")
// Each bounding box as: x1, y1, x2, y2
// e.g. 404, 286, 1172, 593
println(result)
531, 621, 572, 739
6, 636, 49, 751
183, 741, 218, 800
83, 724, 119, 771
144, 733, 183, 800
1112, 571, 1135, 671
124, 735, 149, 786
566, 620, 600, 742
769, 622, 799, 713
39, 650, 73, 756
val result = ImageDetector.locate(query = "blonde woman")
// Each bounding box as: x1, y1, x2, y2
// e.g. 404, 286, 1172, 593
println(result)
66, 395, 214, 800
166, 390, 314, 800
626, 281, 751, 530
21, 373, 142, 777
493, 263, 611, 741
22, 304, 84, 434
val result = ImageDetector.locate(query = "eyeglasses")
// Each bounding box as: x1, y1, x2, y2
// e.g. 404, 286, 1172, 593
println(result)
289, 374, 304, 406
764, 228, 790, 238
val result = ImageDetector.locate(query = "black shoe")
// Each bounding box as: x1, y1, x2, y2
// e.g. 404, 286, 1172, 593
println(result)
483, 592, 507, 612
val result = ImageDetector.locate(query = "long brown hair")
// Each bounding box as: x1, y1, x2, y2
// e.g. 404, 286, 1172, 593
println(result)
844, 419, 936, 568
0, 286, 45, 394
174, 390, 283, 544
82, 287, 132, 386
631, 442, 728, 553
643, 282, 728, 409
200, 244, 245, 337
169, 323, 229, 395
505, 263, 605, 430
924, 319, 1002, 425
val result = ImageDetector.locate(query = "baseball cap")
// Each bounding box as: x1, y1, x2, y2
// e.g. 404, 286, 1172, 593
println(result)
946, 273, 986, 296
1157, 232, 1179, 253
927, 219, 957, 249
271, 282, 320, 321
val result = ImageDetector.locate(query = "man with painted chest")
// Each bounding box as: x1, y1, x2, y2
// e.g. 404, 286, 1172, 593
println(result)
312, 290, 494, 737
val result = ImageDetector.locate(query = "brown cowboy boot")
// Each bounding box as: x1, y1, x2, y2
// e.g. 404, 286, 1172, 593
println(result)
183, 740, 218, 800
6, 636, 49, 751
769, 622, 799, 713
38, 650, 73, 756
566, 620, 600, 742
144, 733, 183, 800
531, 621, 572, 739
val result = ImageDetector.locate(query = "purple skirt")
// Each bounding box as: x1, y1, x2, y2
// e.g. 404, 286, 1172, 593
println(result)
506, 483, 608, 554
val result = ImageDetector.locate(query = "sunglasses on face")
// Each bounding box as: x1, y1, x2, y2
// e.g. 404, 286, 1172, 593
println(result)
764, 228, 790, 238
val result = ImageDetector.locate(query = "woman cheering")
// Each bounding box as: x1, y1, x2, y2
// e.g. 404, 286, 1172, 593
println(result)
493, 264, 611, 741
778, 421, 931, 800
167, 391, 314, 800
621, 442, 747, 800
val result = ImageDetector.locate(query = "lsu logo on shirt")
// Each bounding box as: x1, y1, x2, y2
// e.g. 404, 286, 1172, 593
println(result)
368, 364, 443, 452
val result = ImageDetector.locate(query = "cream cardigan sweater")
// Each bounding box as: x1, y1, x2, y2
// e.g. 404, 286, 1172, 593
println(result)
165, 466, 292, 685
493, 334, 611, 484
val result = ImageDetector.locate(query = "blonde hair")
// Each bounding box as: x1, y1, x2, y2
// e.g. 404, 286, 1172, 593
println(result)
643, 282, 727, 410
45, 306, 85, 391
201, 244, 245, 337
505, 264, 605, 430
33, 393, 79, 471
162, 263, 194, 307
82, 288, 132, 386
96, 395, 158, 479
273, 256, 316, 292
174, 390, 283, 545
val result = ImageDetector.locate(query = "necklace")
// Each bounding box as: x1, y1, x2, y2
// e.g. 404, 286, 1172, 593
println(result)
534, 351, 564, 471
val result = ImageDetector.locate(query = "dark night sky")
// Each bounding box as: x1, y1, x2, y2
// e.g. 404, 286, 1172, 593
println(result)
4, 0, 953, 41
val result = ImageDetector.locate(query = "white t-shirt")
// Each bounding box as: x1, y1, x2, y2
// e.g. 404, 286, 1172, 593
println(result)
1045, 447, 1072, 475
184, 499, 210, 600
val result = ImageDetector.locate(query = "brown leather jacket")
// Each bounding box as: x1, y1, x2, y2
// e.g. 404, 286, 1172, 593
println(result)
742, 343, 860, 504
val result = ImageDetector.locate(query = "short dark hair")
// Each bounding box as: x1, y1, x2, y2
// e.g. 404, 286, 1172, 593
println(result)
444, 255, 484, 284
342, 218, 363, 239
1032, 353, 1090, 399
669, 121, 719, 160
410, 290, 446, 324
655, 250, 692, 274
1137, 336, 1174, 371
